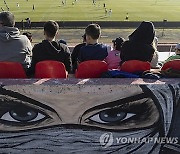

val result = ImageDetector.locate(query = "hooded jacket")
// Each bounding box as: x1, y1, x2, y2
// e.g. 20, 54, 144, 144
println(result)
121, 21, 155, 63
28, 40, 71, 75
0, 26, 32, 70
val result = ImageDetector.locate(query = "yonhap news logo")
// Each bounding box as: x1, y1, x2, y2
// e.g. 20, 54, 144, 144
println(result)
99, 133, 178, 148
99, 133, 113, 148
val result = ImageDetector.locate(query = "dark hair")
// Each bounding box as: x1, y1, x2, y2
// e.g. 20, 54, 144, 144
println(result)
0, 11, 15, 27
85, 24, 101, 40
44, 20, 59, 38
112, 37, 125, 51
22, 32, 32, 42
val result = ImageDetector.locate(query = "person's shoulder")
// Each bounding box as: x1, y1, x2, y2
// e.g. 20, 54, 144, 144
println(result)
33, 42, 43, 51
74, 43, 86, 49
59, 42, 71, 55
109, 49, 120, 54
19, 34, 30, 42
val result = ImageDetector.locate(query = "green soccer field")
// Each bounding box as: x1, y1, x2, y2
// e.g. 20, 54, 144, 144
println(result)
0, 0, 180, 22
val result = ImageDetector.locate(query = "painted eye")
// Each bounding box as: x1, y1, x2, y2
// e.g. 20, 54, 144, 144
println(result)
0, 106, 46, 124
89, 108, 136, 124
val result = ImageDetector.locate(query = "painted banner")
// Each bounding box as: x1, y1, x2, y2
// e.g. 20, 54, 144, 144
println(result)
0, 79, 179, 154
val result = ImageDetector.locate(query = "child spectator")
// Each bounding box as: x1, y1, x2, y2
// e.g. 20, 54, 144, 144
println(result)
78, 24, 108, 63
105, 37, 125, 69
120, 21, 155, 64
164, 43, 180, 63
71, 34, 86, 73
27, 20, 71, 76
22, 32, 32, 43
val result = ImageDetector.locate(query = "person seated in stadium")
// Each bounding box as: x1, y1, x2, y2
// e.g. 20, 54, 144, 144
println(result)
164, 43, 180, 63
22, 32, 32, 43
77, 24, 108, 63
120, 21, 155, 64
150, 36, 160, 68
71, 34, 86, 73
27, 20, 71, 76
105, 37, 125, 69
0, 11, 32, 71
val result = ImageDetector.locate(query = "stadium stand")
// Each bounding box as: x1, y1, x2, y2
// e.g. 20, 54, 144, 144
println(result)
161, 60, 180, 71
120, 60, 151, 73
0, 62, 27, 78
75, 60, 108, 78
35, 60, 68, 78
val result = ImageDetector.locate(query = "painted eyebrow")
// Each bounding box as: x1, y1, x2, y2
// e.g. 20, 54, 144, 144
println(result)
82, 92, 150, 115
0, 86, 56, 113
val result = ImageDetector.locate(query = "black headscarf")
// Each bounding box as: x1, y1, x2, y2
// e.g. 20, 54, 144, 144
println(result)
129, 21, 155, 44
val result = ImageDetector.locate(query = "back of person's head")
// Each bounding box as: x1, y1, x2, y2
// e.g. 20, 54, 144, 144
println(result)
44, 20, 59, 38
59, 39, 67, 45
112, 37, 125, 51
22, 32, 32, 42
175, 43, 180, 55
128, 21, 155, 45
0, 11, 15, 27
85, 24, 101, 40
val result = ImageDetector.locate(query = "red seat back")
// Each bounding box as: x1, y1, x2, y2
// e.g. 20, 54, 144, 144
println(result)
120, 60, 151, 73
75, 60, 108, 78
35, 60, 67, 78
0, 62, 27, 78
161, 60, 180, 70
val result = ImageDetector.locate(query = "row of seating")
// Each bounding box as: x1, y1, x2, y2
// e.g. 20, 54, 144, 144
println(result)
0, 60, 179, 79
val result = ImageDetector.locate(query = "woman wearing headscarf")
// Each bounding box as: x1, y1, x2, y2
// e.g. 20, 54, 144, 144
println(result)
120, 21, 156, 64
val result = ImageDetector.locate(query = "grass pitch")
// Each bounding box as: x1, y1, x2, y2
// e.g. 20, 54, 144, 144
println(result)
0, 0, 180, 22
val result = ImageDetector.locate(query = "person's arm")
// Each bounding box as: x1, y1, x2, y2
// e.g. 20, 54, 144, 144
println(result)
77, 47, 84, 64
26, 45, 38, 77
60, 43, 72, 73
71, 45, 79, 73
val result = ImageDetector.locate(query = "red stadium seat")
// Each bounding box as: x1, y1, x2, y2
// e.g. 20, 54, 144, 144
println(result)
120, 60, 151, 73
0, 62, 27, 78
75, 60, 108, 78
161, 60, 180, 71
35, 60, 68, 78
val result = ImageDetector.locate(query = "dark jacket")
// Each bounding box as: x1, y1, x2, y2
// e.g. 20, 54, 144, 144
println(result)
121, 41, 155, 62
121, 21, 155, 63
78, 43, 108, 62
71, 43, 86, 73
28, 40, 71, 76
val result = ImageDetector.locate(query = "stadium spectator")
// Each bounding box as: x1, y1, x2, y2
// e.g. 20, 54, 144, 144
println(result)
22, 32, 32, 43
27, 20, 71, 76
164, 43, 180, 63
120, 21, 155, 64
105, 37, 125, 69
151, 36, 160, 68
71, 34, 86, 73
77, 24, 108, 63
0, 11, 32, 70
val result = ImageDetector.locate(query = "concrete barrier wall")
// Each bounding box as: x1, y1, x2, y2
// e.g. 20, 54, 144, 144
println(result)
15, 21, 180, 29
0, 78, 179, 153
